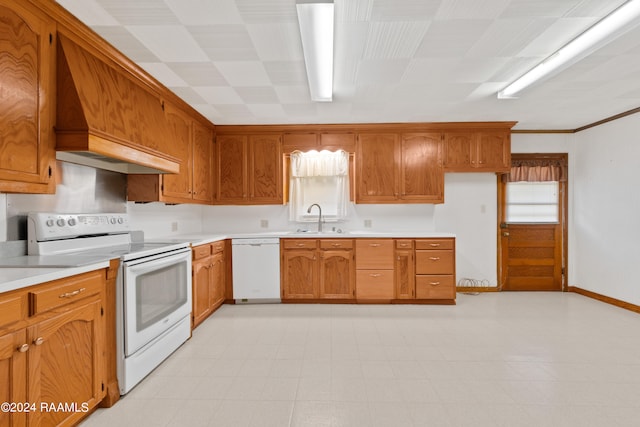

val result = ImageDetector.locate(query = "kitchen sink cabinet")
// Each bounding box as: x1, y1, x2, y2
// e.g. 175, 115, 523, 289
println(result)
281, 239, 355, 300
192, 241, 225, 329
0, 269, 107, 427
216, 134, 283, 205
0, 0, 56, 194
443, 130, 510, 172
127, 106, 214, 205
356, 133, 444, 204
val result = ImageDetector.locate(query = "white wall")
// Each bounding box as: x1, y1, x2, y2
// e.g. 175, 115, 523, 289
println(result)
573, 114, 640, 305
127, 202, 204, 238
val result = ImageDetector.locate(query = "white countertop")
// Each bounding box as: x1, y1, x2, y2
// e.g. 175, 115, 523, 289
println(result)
151, 231, 456, 247
0, 261, 110, 294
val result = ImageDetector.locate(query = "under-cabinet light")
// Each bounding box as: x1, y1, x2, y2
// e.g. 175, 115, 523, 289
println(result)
296, 0, 334, 102
498, 0, 640, 99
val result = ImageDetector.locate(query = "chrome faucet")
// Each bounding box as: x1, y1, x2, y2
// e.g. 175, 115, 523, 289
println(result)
307, 203, 323, 233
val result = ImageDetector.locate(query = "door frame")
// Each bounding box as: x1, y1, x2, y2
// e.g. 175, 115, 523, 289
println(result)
497, 153, 569, 291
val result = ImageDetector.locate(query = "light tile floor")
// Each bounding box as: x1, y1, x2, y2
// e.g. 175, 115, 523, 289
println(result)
81, 293, 640, 426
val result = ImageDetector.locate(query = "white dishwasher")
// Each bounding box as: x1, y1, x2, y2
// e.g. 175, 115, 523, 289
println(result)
232, 238, 281, 302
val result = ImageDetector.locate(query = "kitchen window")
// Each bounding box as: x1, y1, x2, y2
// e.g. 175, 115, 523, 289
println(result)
289, 150, 349, 222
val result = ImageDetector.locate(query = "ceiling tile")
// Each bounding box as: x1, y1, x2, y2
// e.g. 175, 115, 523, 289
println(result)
465, 18, 555, 57
275, 86, 312, 104
57, 0, 119, 25
363, 21, 430, 59
247, 104, 287, 119
165, 0, 243, 25
414, 19, 493, 57
517, 17, 597, 57
235, 87, 280, 104
355, 59, 410, 85
126, 25, 209, 62
169, 86, 208, 104
246, 23, 302, 61
195, 87, 243, 104
187, 25, 258, 61
215, 61, 271, 86
263, 61, 307, 85
337, 0, 373, 22
370, 0, 441, 21
235, 0, 297, 24
97, 0, 180, 25
167, 62, 228, 86
436, 0, 511, 19
137, 62, 187, 87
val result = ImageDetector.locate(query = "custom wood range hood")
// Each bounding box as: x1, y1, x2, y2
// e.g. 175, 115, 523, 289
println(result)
55, 35, 180, 174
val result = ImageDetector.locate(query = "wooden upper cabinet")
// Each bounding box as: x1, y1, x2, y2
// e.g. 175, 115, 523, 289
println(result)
216, 133, 283, 205
0, 0, 55, 193
192, 121, 213, 202
356, 133, 399, 203
400, 133, 443, 202
249, 134, 283, 203
162, 104, 193, 199
357, 132, 444, 204
283, 132, 355, 153
443, 130, 510, 172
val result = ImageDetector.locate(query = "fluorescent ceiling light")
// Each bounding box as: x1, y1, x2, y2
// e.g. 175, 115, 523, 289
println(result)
296, 0, 334, 102
498, 0, 640, 99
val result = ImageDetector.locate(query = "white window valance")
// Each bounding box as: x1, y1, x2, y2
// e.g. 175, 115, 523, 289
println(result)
290, 150, 349, 177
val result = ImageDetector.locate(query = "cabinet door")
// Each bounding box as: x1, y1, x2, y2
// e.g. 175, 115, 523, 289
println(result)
443, 132, 474, 170
217, 135, 247, 203
0, 330, 27, 427
192, 256, 213, 328
282, 250, 318, 299
476, 131, 510, 171
400, 133, 443, 202
356, 133, 399, 203
211, 251, 226, 308
28, 299, 105, 427
162, 104, 193, 199
319, 250, 354, 299
395, 249, 415, 299
249, 134, 283, 204
0, 1, 55, 192
192, 121, 213, 202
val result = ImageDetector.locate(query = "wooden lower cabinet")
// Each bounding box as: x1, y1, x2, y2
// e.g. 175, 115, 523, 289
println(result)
192, 241, 226, 329
281, 239, 354, 300
415, 238, 456, 303
395, 240, 415, 299
0, 269, 107, 427
355, 239, 394, 301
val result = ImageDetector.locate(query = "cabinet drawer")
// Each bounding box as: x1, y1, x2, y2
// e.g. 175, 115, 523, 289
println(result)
283, 239, 317, 249
415, 239, 454, 250
416, 275, 455, 299
30, 270, 104, 315
193, 244, 212, 260
415, 250, 454, 275
320, 239, 353, 250
356, 270, 394, 299
395, 239, 414, 249
0, 293, 27, 328
356, 239, 394, 269
211, 240, 225, 254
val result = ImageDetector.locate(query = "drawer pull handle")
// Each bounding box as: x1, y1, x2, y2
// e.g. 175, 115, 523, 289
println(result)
59, 287, 86, 299
18, 344, 29, 353
399, 243, 409, 247
33, 337, 44, 346
429, 244, 441, 247
369, 244, 381, 247
369, 273, 381, 277
296, 243, 306, 247
429, 281, 441, 286
331, 243, 341, 247
429, 257, 440, 261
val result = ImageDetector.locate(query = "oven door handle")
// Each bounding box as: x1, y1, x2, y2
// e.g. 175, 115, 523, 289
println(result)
124, 250, 190, 276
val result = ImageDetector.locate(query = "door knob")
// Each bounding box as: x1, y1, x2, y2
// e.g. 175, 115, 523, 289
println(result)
502, 232, 510, 237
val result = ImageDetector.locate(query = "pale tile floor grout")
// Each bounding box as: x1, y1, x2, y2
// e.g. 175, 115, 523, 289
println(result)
81, 293, 640, 427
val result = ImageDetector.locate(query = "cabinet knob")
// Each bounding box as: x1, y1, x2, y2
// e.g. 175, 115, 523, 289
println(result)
18, 344, 29, 353
33, 337, 44, 346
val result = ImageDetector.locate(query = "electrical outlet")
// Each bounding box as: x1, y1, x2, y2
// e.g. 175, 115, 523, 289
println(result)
260, 219, 269, 228
364, 219, 372, 228
171, 222, 178, 232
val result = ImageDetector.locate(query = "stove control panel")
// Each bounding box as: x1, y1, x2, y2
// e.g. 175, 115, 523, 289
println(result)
28, 212, 130, 242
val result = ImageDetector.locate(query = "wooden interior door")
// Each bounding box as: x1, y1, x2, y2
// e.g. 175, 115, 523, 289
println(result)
498, 153, 567, 291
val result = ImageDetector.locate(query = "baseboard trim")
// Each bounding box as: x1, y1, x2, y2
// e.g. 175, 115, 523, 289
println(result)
456, 287, 499, 293
568, 286, 640, 314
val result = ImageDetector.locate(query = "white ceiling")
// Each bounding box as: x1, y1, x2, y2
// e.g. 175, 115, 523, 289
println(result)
55, 0, 640, 130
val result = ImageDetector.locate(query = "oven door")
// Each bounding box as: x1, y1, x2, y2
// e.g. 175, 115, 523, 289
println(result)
123, 249, 192, 356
